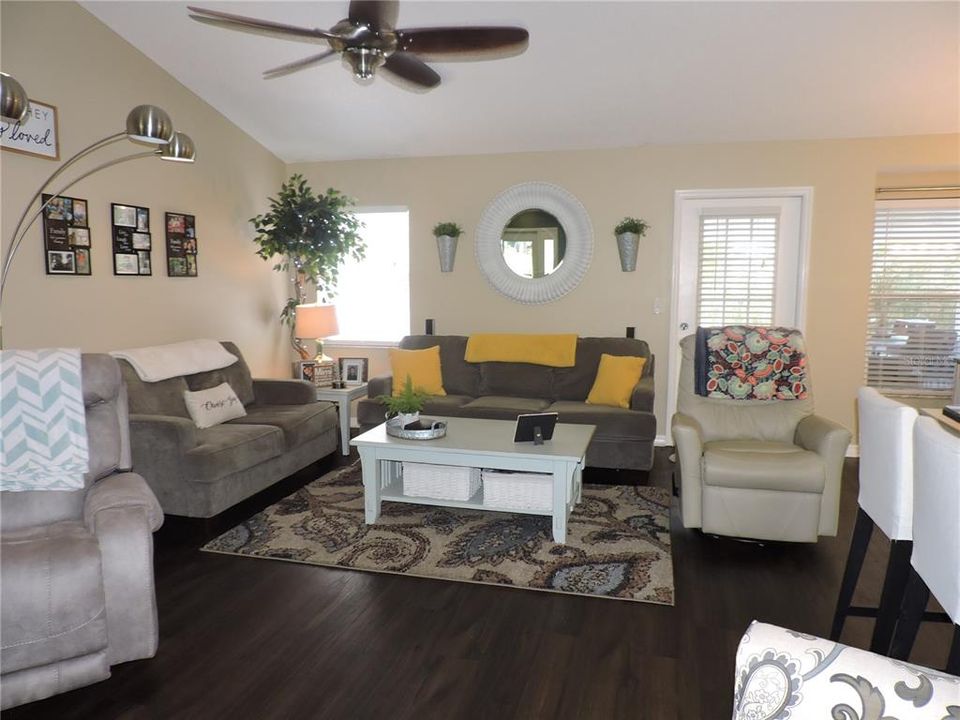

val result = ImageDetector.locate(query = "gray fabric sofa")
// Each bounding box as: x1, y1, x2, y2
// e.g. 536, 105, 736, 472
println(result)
118, 341, 339, 518
357, 335, 657, 470
1, 355, 164, 710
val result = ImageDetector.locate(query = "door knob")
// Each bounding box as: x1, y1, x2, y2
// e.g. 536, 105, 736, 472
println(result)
680, 322, 689, 331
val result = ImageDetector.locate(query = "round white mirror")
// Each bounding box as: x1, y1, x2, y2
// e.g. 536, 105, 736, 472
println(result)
476, 182, 593, 304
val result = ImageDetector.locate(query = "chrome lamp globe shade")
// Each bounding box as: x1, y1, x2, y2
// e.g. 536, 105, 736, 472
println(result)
125, 104, 174, 144
159, 132, 196, 162
1, 72, 30, 124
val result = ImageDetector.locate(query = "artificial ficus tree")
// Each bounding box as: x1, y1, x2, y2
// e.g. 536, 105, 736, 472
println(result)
250, 174, 365, 357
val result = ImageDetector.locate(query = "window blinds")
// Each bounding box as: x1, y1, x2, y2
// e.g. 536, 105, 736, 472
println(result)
865, 202, 960, 396
697, 214, 778, 326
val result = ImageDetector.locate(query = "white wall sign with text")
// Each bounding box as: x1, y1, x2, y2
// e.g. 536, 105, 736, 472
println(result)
0, 100, 60, 160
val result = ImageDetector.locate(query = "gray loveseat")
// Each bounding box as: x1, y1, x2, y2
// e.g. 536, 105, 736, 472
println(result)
119, 342, 339, 518
357, 335, 657, 470
1, 355, 163, 709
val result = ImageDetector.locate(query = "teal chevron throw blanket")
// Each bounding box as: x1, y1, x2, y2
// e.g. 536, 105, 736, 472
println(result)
1, 349, 89, 491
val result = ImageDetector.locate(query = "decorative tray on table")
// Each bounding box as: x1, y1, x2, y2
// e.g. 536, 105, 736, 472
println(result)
385, 417, 447, 440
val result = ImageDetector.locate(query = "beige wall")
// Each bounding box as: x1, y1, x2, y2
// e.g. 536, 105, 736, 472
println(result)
3, 3, 957, 433
1, 1, 290, 376
291, 134, 960, 435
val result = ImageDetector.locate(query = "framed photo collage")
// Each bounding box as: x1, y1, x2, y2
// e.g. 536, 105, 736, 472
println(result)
41, 194, 91, 276
41, 199, 199, 280
111, 203, 153, 276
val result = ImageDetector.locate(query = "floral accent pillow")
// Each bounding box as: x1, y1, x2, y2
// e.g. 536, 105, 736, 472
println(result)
697, 326, 808, 400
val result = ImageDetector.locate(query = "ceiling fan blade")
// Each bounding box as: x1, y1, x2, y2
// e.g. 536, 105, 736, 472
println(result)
187, 6, 338, 44
396, 27, 529, 60
348, 1, 399, 30
263, 50, 338, 79
381, 52, 441, 90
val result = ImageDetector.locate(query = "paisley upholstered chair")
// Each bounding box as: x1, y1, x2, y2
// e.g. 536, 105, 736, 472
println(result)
733, 621, 960, 719
671, 331, 851, 542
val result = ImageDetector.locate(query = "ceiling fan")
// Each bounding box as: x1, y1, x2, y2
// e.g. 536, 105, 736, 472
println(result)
187, 1, 529, 90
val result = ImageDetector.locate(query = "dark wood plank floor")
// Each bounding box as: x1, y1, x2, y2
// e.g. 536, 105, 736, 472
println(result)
7, 448, 951, 720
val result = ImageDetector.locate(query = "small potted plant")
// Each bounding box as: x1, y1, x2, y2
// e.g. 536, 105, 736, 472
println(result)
433, 222, 463, 273
614, 217, 649, 272
378, 375, 427, 428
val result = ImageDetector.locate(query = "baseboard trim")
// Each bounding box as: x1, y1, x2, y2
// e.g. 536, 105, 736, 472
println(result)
846, 444, 859, 458
655, 434, 669, 447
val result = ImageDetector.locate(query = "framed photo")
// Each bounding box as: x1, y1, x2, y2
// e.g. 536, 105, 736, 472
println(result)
42, 193, 90, 276
72, 199, 87, 226
137, 251, 152, 275
68, 227, 90, 247
114, 253, 139, 275
75, 248, 91, 276
296, 360, 318, 383
339, 357, 368, 386
112, 203, 150, 276
47, 250, 75, 274
166, 212, 198, 277
112, 204, 137, 228
0, 99, 59, 160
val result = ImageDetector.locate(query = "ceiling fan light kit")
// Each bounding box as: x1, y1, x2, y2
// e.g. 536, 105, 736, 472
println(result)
188, 1, 529, 90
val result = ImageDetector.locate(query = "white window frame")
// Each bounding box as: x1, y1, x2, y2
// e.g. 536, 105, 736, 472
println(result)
324, 206, 410, 348
864, 197, 960, 396
665, 188, 813, 444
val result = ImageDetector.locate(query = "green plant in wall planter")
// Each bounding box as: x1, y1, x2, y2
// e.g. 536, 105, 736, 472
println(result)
433, 222, 463, 273
377, 375, 427, 427
251, 174, 365, 358
614, 217, 649, 272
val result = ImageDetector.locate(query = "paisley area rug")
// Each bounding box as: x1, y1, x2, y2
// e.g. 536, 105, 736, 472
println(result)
202, 463, 675, 605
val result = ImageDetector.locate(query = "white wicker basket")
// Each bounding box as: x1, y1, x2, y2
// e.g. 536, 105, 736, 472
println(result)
482, 470, 553, 512
402, 462, 481, 501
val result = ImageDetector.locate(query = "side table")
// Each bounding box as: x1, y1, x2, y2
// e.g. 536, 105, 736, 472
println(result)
316, 384, 368, 455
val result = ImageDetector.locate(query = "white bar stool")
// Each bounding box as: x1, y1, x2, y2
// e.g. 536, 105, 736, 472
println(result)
830, 387, 917, 652
889, 416, 960, 674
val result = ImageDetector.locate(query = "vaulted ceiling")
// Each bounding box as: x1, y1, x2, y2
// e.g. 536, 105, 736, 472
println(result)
84, 1, 960, 162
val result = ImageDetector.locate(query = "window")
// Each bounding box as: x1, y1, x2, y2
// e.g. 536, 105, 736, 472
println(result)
697, 214, 778, 325
328, 209, 409, 344
865, 199, 960, 396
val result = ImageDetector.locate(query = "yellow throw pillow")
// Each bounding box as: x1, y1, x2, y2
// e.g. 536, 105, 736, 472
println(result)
586, 354, 647, 408
389, 346, 446, 396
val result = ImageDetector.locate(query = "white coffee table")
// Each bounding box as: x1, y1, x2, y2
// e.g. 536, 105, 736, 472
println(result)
350, 417, 595, 543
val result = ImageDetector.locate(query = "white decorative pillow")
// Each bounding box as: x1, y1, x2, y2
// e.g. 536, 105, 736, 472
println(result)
183, 382, 246, 429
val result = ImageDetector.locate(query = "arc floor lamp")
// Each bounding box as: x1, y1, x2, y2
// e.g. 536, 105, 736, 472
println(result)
0, 71, 197, 333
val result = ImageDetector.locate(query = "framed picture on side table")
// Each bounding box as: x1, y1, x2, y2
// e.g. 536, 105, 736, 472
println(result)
339, 357, 368, 386
295, 360, 318, 384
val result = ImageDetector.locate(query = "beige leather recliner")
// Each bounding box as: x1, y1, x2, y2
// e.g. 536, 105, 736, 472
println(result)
671, 333, 851, 542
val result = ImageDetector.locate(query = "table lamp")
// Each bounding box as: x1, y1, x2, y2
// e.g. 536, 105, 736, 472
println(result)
294, 304, 339, 360
294, 304, 339, 387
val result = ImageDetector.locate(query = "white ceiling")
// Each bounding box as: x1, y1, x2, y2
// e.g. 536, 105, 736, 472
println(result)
83, 1, 960, 163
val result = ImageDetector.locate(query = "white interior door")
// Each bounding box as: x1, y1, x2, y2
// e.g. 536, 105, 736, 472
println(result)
665, 188, 812, 442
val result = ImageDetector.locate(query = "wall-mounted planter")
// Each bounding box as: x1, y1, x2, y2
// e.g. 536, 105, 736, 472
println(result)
616, 232, 640, 272
436, 234, 458, 272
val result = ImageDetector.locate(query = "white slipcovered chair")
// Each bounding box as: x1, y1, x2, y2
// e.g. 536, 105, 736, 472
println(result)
889, 417, 960, 675
830, 387, 917, 653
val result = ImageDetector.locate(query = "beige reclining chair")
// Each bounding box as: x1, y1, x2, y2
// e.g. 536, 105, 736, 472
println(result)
671, 332, 850, 542
1, 355, 164, 709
